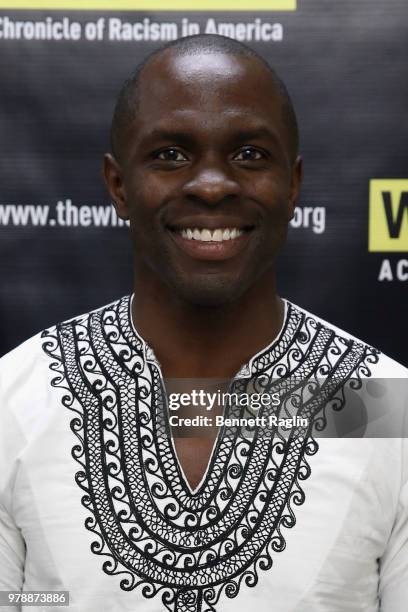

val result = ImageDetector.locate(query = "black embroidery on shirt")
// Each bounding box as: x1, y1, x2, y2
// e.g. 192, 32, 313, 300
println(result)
41, 295, 379, 612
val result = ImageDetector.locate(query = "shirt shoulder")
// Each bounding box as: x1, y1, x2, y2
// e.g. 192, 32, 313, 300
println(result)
286, 299, 408, 379
0, 295, 128, 422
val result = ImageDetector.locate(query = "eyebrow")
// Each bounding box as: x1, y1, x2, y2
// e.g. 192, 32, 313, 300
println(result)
231, 126, 281, 145
139, 129, 197, 148
139, 125, 282, 148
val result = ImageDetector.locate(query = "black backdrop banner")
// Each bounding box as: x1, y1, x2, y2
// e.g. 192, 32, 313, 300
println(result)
0, 0, 407, 365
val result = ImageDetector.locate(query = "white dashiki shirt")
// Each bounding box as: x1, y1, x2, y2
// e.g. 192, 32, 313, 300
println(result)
0, 294, 407, 612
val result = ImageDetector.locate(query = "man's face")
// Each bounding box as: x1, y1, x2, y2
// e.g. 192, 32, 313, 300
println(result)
106, 51, 302, 306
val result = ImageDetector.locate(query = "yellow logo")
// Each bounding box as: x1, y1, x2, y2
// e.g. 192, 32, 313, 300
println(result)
0, 0, 296, 9
369, 179, 408, 252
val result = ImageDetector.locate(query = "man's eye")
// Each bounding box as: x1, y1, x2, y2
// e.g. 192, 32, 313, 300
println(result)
156, 149, 188, 162
233, 148, 264, 161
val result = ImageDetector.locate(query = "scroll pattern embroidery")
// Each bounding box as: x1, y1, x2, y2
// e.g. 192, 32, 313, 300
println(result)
41, 295, 379, 612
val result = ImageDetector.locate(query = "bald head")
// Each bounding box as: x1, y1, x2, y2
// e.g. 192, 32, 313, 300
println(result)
110, 34, 299, 163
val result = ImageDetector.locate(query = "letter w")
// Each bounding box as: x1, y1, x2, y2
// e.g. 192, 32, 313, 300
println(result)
382, 191, 408, 238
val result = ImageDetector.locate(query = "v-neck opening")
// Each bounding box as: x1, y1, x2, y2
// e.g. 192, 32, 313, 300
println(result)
171, 436, 220, 496
126, 293, 291, 499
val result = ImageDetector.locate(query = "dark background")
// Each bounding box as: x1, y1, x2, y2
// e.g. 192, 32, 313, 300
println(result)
0, 0, 407, 365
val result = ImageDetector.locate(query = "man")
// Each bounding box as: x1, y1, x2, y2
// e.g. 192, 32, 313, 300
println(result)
0, 34, 407, 612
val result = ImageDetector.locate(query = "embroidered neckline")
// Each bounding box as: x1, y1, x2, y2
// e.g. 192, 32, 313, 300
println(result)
126, 293, 292, 377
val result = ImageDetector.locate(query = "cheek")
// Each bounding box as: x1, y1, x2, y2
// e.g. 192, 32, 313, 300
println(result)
126, 179, 162, 233
126, 172, 180, 222
247, 176, 292, 251
254, 181, 293, 225
245, 169, 291, 202
125, 178, 174, 257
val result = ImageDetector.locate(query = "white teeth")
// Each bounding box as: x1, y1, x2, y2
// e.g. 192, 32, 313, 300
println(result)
212, 229, 223, 242
179, 228, 244, 242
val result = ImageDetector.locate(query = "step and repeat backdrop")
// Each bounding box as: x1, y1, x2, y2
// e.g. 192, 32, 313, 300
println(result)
0, 0, 407, 365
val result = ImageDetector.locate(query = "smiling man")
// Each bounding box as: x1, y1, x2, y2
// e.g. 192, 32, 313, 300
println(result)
0, 34, 408, 612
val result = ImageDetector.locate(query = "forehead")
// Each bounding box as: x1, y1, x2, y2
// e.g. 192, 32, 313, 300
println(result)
134, 50, 285, 131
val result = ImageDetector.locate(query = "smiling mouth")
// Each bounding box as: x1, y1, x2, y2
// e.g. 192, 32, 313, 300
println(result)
170, 227, 250, 242
167, 222, 254, 238
166, 224, 255, 261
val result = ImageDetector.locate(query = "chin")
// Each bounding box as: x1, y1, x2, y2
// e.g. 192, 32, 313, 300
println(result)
169, 273, 249, 308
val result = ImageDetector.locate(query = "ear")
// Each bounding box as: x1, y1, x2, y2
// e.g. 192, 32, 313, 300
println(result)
103, 153, 129, 220
288, 155, 303, 220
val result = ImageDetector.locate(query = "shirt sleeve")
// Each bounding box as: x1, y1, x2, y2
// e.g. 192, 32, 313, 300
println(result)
379, 438, 408, 610
0, 502, 25, 590
0, 370, 25, 591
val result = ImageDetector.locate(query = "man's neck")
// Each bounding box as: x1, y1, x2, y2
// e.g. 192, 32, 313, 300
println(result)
131, 270, 284, 379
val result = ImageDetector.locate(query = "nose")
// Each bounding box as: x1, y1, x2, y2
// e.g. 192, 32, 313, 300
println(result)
181, 160, 241, 205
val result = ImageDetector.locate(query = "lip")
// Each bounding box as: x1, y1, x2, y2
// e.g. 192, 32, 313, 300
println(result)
166, 216, 255, 232
167, 227, 253, 261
